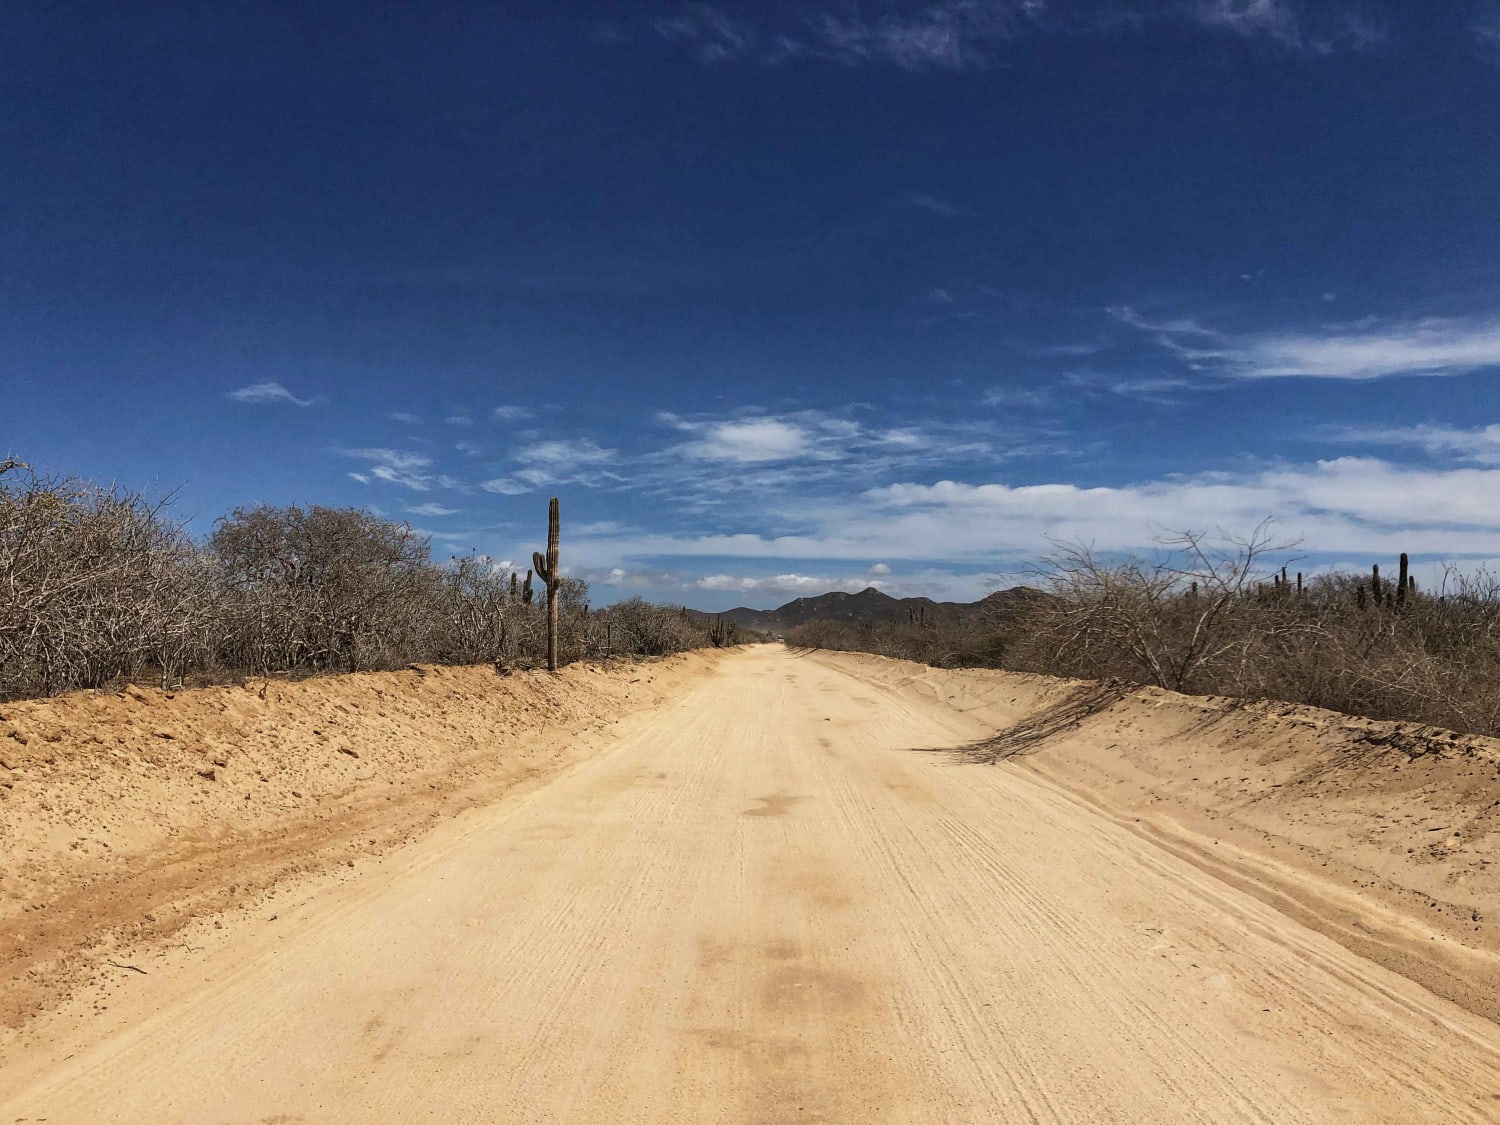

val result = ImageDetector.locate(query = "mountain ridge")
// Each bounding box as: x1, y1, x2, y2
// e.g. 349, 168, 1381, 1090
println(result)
697, 585, 1049, 635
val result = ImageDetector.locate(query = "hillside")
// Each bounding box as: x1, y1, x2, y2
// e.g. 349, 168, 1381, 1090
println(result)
707, 585, 1049, 634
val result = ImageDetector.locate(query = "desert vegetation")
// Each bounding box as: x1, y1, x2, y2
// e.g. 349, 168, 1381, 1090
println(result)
0, 459, 746, 701
790, 523, 1500, 739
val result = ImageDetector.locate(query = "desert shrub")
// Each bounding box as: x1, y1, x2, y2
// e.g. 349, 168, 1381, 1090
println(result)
791, 524, 1500, 739
0, 459, 743, 701
209, 504, 439, 674
0, 461, 207, 697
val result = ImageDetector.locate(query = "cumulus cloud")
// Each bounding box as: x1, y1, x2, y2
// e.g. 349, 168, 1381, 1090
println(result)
227, 381, 315, 406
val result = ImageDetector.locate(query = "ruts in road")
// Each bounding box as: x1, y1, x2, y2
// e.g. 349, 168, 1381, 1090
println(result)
5, 647, 1500, 1123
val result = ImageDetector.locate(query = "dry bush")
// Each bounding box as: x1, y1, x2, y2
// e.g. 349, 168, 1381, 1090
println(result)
0, 461, 206, 697
791, 523, 1500, 738
1012, 523, 1296, 693
1, 461, 740, 702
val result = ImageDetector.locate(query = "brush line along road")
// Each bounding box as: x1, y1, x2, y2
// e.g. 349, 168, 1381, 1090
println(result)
5, 648, 1500, 1122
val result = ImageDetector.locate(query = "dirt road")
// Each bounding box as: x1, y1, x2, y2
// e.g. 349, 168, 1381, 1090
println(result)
5, 647, 1500, 1122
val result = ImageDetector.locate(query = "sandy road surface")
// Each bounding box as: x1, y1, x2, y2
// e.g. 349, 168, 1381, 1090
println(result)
5, 647, 1500, 1123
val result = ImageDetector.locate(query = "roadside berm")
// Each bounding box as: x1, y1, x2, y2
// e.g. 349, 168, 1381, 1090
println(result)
809, 649, 1500, 1022
0, 652, 727, 1028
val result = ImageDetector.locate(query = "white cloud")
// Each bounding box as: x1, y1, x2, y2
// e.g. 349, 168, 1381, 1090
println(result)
678, 418, 814, 463
406, 502, 460, 517
1117, 308, 1500, 381
333, 447, 444, 491
1194, 0, 1381, 53
517, 438, 615, 466
559, 455, 1500, 574
908, 193, 962, 217
492, 405, 535, 422
1327, 423, 1500, 465
227, 381, 314, 406
348, 472, 370, 485
389, 412, 421, 424
454, 441, 483, 456
479, 477, 533, 496
444, 415, 474, 426
648, 1, 1376, 70
868, 562, 891, 576
983, 385, 1054, 409
695, 573, 885, 595
477, 438, 620, 494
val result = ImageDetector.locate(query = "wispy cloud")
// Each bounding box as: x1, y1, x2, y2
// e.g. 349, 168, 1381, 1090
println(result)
651, 1, 1044, 70
406, 502, 460, 517
333, 447, 464, 492
1193, 0, 1381, 54
389, 411, 421, 424
982, 385, 1055, 409
695, 572, 887, 594
1116, 308, 1500, 381
478, 477, 533, 496
492, 405, 535, 422
479, 437, 619, 496
647, 1, 1379, 70
1474, 5, 1500, 52
227, 381, 315, 406
566, 456, 1500, 574
636, 408, 1029, 515
444, 414, 474, 426
907, 192, 963, 217
1326, 422, 1500, 465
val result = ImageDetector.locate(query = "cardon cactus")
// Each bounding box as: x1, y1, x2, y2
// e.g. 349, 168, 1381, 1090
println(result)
532, 497, 561, 671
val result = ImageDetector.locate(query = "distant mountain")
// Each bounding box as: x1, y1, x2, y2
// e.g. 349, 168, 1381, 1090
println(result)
702, 585, 1049, 635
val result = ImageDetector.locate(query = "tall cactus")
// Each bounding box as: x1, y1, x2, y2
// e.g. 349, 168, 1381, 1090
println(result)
1397, 552, 1409, 607
532, 496, 561, 671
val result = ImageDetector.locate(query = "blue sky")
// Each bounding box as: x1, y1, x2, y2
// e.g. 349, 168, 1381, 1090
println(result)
6, 1, 1500, 609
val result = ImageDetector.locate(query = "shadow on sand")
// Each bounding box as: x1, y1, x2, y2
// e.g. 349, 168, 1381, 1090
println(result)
904, 680, 1133, 765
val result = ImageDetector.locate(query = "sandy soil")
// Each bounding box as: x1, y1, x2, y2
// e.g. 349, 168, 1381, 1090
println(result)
813, 649, 1500, 1024
3, 646, 1500, 1121
0, 653, 719, 1029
